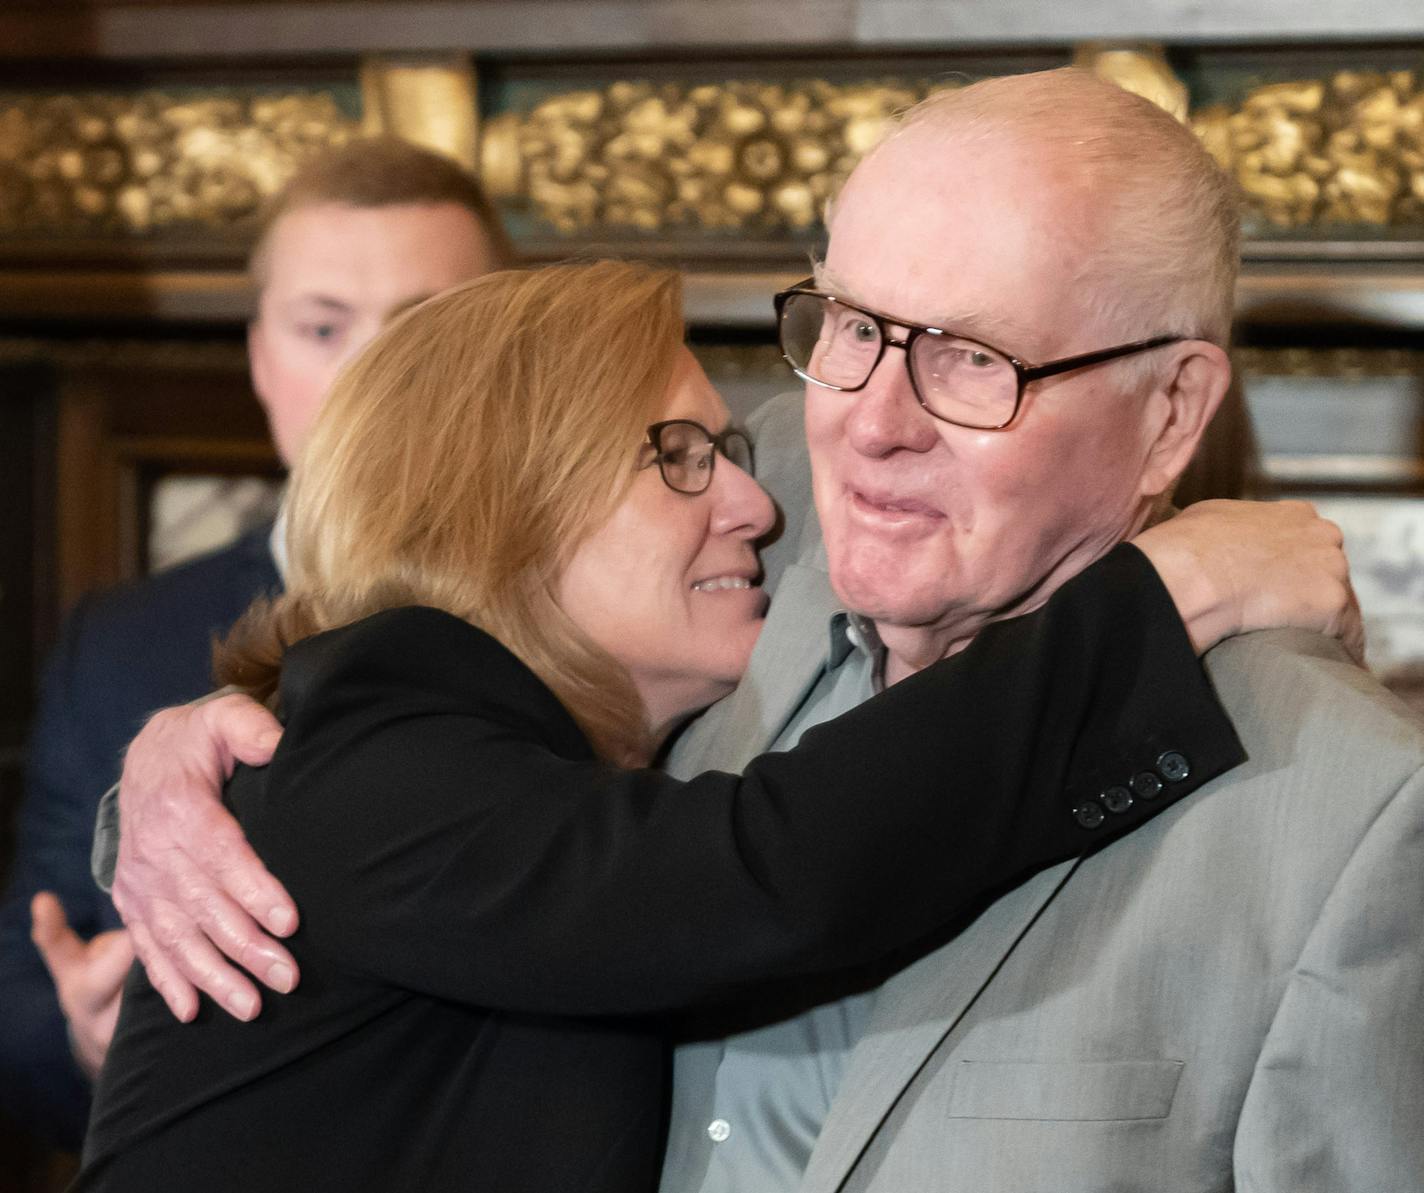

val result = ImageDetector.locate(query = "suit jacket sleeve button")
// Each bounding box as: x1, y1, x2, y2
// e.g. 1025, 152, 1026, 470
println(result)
1101, 786, 1134, 814
1131, 771, 1164, 800
1074, 801, 1106, 829
1157, 750, 1190, 782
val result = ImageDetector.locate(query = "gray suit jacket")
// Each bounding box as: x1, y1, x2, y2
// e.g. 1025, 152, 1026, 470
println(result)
673, 394, 1424, 1193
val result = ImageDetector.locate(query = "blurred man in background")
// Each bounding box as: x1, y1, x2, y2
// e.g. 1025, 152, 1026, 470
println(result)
0, 136, 509, 1149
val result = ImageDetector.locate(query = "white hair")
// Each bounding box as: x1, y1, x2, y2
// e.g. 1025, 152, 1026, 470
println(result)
880, 68, 1241, 357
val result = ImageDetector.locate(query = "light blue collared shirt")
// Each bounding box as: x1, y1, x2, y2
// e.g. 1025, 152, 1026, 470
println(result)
659, 611, 884, 1193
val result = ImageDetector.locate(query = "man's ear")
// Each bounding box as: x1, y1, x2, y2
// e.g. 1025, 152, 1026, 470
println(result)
1139, 340, 1232, 500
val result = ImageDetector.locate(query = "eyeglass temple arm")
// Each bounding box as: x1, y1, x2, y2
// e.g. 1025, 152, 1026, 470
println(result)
1017, 335, 1185, 383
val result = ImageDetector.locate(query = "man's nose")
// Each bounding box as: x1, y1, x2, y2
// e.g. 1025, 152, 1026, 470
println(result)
842, 345, 940, 457
710, 456, 777, 541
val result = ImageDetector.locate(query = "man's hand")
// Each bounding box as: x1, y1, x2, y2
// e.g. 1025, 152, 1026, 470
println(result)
1134, 499, 1363, 662
111, 693, 294, 1023
31, 893, 133, 1079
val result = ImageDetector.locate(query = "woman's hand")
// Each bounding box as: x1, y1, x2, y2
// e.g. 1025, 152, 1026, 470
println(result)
111, 693, 295, 1022
1133, 499, 1363, 661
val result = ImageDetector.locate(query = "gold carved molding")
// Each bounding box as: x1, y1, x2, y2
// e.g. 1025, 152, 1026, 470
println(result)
1, 55, 1421, 243
483, 57, 1424, 237
0, 90, 357, 235
1194, 70, 1424, 229
479, 78, 933, 234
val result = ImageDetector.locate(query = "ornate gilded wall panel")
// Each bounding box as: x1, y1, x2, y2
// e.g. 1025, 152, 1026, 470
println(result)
478, 51, 1424, 244
3, 52, 1424, 250
480, 77, 935, 238
1193, 70, 1424, 232
0, 88, 359, 236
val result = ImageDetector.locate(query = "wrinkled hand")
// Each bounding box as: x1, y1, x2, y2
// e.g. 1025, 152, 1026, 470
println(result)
1134, 499, 1363, 662
111, 693, 294, 1023
31, 893, 133, 1079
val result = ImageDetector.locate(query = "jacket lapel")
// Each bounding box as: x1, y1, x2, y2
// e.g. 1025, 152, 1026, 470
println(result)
801, 858, 1083, 1193
668, 556, 843, 778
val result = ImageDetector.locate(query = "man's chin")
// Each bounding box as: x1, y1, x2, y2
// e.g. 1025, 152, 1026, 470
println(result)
828, 567, 946, 629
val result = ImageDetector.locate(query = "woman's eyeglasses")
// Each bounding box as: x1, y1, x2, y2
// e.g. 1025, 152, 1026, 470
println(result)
642, 419, 754, 495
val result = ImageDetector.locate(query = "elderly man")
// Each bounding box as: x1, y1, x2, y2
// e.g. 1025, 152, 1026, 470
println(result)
654, 70, 1424, 1192
0, 136, 507, 1149
100, 70, 1414, 1190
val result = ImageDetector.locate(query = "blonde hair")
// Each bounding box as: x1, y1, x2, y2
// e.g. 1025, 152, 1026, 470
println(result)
886, 68, 1241, 350
249, 136, 515, 285
216, 260, 685, 764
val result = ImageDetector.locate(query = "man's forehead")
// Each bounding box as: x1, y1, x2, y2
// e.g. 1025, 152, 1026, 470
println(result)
264, 214, 396, 291
261, 258, 426, 315
261, 203, 483, 309
820, 130, 1091, 356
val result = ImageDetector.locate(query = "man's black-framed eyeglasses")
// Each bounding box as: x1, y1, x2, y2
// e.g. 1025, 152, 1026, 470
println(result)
773, 279, 1185, 431
641, 419, 754, 495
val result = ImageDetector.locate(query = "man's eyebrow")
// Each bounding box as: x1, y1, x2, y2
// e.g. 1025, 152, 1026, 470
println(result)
811, 266, 1034, 346
285, 295, 354, 315
929, 310, 1036, 348
385, 293, 438, 321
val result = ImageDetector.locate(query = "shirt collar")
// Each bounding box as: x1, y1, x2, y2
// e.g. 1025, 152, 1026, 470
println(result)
828, 609, 883, 669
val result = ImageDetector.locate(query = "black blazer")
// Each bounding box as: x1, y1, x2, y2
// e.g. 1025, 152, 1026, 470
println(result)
0, 525, 280, 1149
80, 545, 1242, 1192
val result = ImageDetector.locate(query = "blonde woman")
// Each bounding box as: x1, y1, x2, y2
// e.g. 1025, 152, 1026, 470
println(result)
82, 262, 1322, 1191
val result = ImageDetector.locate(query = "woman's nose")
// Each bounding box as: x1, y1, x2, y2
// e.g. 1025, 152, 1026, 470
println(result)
711, 455, 776, 540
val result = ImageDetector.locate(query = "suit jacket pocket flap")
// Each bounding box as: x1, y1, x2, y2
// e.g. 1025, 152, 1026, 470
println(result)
946, 1059, 1184, 1121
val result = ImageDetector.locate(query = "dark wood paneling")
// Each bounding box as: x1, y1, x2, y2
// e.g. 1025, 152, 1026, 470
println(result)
0, 363, 52, 888
47, 347, 277, 605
